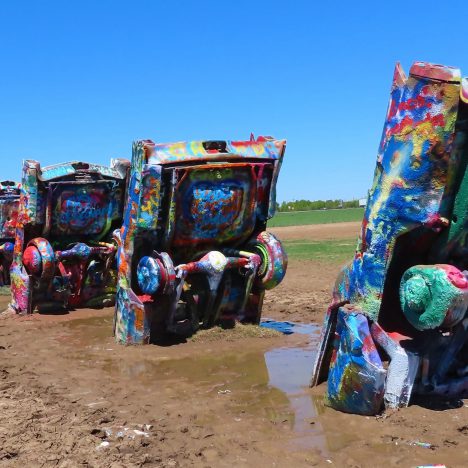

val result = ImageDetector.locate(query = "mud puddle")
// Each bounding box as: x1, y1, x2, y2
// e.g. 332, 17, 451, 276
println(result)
265, 345, 327, 453
57, 315, 329, 454
2, 308, 467, 465
37, 314, 468, 467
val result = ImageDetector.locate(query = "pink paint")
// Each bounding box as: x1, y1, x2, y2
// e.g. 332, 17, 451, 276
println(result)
440, 264, 468, 289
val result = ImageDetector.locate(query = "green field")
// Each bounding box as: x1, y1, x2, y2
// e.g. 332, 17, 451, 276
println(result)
283, 238, 356, 263
268, 208, 364, 227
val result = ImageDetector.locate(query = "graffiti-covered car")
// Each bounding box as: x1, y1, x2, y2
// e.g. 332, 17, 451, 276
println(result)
311, 62, 468, 415
0, 180, 20, 286
9, 159, 130, 314
114, 136, 287, 344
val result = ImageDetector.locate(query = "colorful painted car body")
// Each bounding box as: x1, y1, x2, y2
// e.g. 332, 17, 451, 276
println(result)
0, 180, 20, 286
114, 136, 287, 344
311, 62, 468, 415
9, 159, 130, 314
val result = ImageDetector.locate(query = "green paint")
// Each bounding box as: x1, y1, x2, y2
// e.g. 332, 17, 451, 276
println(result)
432, 125, 468, 262
400, 265, 463, 330
357, 295, 382, 322
446, 147, 468, 250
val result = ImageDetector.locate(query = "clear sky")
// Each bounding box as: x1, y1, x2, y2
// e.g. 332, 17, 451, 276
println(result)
1, 0, 468, 202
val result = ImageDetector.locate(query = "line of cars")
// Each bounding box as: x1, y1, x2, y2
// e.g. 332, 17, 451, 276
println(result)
2, 60, 467, 416
3, 136, 288, 344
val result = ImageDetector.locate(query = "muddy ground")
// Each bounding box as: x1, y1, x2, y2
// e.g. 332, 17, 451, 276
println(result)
0, 222, 467, 467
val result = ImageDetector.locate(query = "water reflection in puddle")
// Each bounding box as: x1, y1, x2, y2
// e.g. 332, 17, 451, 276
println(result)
60, 316, 328, 453
261, 318, 319, 336
265, 345, 328, 452
262, 321, 327, 452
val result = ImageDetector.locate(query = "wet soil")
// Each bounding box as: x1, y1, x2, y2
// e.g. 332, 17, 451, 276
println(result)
0, 222, 466, 467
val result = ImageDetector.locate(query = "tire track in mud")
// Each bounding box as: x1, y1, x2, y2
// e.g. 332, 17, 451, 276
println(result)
0, 359, 243, 468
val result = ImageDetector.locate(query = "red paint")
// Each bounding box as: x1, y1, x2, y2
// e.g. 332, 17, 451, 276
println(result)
440, 264, 468, 289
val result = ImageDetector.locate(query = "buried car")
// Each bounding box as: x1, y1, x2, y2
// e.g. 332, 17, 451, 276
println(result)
311, 62, 468, 415
9, 159, 130, 314
0, 180, 20, 286
114, 136, 287, 344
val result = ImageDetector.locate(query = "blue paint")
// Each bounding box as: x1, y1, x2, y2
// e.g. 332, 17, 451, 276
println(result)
333, 68, 460, 320
1, 242, 14, 252
40, 162, 124, 181
326, 308, 386, 415
115, 137, 286, 343
188, 182, 241, 238
260, 319, 319, 335
137, 256, 161, 295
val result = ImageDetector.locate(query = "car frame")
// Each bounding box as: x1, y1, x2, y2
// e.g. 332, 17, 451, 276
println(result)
114, 136, 287, 344
0, 180, 21, 286
9, 159, 130, 314
311, 62, 468, 415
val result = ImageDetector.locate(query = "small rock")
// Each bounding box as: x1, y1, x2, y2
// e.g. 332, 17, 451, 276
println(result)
90, 428, 107, 439
96, 441, 110, 450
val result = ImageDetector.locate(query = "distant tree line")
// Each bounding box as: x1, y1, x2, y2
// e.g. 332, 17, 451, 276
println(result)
277, 199, 360, 212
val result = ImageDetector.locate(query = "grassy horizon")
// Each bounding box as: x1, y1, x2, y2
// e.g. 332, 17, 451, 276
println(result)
282, 238, 357, 263
268, 207, 364, 227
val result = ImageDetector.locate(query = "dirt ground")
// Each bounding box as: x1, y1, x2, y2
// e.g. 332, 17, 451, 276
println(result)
0, 222, 467, 467
269, 222, 362, 242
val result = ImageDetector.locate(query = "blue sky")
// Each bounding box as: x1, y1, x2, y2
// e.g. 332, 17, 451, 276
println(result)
1, 0, 468, 202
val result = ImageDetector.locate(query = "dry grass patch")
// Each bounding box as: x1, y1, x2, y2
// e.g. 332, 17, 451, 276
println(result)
189, 323, 281, 343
